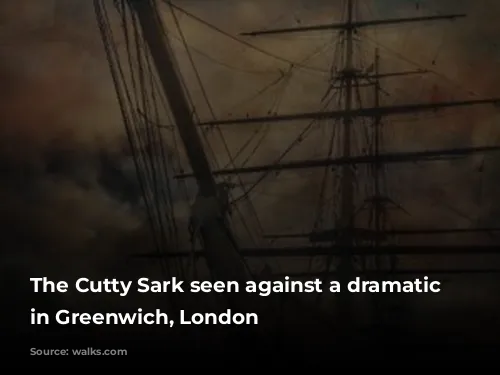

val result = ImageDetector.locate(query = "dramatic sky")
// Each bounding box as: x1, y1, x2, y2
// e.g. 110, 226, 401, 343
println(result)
1, 0, 499, 338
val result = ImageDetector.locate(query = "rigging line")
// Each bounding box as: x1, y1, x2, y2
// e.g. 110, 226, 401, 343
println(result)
164, 117, 191, 209
121, 5, 155, 191
128, 10, 173, 248
134, 53, 192, 209
328, 38, 345, 224
133, 14, 171, 243
101, 3, 159, 240
130, 10, 181, 278
222, 39, 332, 117
313, 115, 342, 230
238, 127, 270, 170
123, 23, 216, 181
410, 161, 497, 239
121, 2, 178, 279
313, 36, 343, 230
170, 60, 221, 171
96, 1, 167, 279
121, 5, 166, 237
238, 69, 296, 170
165, 29, 278, 75
166, 4, 332, 239
150, 9, 222, 172
217, 40, 333, 170
363, 35, 485, 97
135, 98, 185, 277
221, 126, 265, 168
162, 0, 329, 74
126, 45, 175, 262
321, 73, 374, 278
143, 26, 180, 249
353, 74, 371, 155
168, 2, 261, 242
266, 70, 293, 116
430, 23, 447, 65
126, 49, 212, 213
353, 77, 373, 206
420, 186, 483, 227
168, 9, 256, 241
224, 74, 290, 113
158, 154, 190, 239
224, 69, 294, 169
230, 94, 338, 205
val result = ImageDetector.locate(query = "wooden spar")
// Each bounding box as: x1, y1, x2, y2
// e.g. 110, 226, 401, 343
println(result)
126, 0, 253, 288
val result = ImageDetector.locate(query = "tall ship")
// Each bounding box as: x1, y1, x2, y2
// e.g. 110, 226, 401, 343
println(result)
93, 0, 500, 348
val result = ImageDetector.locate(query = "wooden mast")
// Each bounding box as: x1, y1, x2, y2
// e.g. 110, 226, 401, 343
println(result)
126, 0, 253, 296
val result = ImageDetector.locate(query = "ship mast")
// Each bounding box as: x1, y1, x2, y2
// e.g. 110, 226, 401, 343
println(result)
121, 0, 254, 300
94, 0, 346, 345
96, 0, 500, 341
336, 0, 356, 324
371, 48, 383, 248
173, 0, 500, 327
176, 1, 500, 247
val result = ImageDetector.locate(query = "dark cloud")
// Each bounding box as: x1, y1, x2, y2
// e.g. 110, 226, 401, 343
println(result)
0, 0, 499, 338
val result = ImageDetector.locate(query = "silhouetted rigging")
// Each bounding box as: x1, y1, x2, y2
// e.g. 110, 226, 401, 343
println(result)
94, 0, 500, 343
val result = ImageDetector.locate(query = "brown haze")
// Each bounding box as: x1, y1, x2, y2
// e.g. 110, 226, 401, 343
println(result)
0, 0, 499, 339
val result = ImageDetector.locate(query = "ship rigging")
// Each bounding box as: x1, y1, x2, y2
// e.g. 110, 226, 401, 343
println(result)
94, 0, 500, 342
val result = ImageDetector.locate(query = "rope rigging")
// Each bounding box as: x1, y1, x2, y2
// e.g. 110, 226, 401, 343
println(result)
166, 3, 264, 245
160, 0, 497, 211
97, 0, 341, 257
88, 0, 500, 345
165, 20, 337, 216
161, 0, 329, 75
96, 0, 499, 272
158, 1, 497, 217
95, 0, 189, 285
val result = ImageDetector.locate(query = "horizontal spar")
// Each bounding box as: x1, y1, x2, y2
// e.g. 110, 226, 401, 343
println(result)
175, 145, 500, 178
274, 269, 500, 277
131, 246, 500, 259
369, 70, 429, 79
240, 14, 466, 36
198, 99, 500, 126
264, 227, 500, 242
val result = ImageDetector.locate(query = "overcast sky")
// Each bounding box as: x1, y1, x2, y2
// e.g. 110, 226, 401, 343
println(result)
1, 1, 499, 334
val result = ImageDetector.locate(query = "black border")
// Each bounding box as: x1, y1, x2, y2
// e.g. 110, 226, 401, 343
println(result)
6, 331, 500, 368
